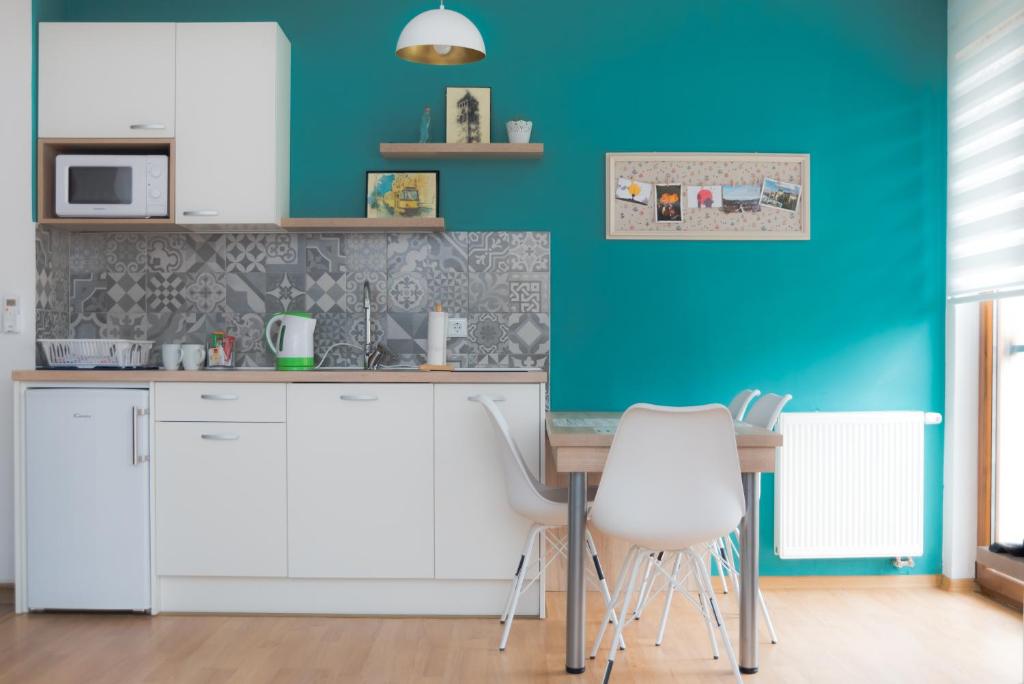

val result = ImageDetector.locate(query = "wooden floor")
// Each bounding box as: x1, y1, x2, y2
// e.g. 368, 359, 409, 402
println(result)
0, 588, 1019, 683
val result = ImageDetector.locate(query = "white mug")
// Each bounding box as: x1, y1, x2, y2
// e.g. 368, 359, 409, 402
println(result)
161, 344, 182, 371
182, 344, 206, 371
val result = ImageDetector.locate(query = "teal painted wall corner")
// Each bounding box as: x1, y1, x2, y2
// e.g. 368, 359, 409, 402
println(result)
37, 0, 948, 575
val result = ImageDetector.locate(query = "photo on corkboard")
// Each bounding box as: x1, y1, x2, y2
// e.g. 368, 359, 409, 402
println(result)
655, 184, 683, 222
687, 185, 722, 209
615, 176, 653, 205
760, 177, 802, 212
722, 184, 762, 213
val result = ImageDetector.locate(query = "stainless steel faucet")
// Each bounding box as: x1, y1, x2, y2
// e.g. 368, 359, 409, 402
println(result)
363, 279, 372, 369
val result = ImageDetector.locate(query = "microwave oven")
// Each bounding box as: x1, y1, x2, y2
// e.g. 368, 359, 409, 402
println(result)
55, 154, 168, 218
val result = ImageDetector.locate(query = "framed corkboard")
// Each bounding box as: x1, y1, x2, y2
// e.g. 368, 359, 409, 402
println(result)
606, 152, 810, 240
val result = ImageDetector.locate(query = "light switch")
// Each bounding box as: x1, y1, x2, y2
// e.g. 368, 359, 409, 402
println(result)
3, 295, 22, 333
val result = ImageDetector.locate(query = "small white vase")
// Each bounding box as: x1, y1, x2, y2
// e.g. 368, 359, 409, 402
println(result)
506, 120, 533, 144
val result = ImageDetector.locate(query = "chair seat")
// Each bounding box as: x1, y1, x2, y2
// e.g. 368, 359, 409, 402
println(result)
536, 483, 600, 504
525, 484, 600, 527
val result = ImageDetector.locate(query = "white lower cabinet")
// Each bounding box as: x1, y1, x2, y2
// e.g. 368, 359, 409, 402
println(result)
287, 384, 435, 578
434, 384, 543, 580
155, 422, 287, 577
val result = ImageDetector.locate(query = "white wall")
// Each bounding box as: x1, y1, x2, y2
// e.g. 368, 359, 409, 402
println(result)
0, 0, 36, 582
942, 301, 979, 580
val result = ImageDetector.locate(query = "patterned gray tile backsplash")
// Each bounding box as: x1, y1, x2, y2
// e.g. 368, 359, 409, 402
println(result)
35, 228, 550, 370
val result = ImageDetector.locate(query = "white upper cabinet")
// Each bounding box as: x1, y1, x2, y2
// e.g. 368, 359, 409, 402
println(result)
38, 23, 176, 138
175, 23, 290, 225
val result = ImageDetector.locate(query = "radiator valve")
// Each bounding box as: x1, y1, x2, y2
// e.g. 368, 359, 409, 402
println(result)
892, 557, 915, 569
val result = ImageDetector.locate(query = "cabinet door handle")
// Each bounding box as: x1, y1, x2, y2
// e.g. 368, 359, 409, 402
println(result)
183, 210, 219, 217
339, 393, 378, 401
201, 393, 239, 401
129, 123, 166, 130
201, 433, 240, 441
468, 394, 506, 403
132, 407, 150, 465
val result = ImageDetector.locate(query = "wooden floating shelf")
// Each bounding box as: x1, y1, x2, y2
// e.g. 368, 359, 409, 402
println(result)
379, 143, 543, 159
280, 217, 445, 232
38, 218, 177, 232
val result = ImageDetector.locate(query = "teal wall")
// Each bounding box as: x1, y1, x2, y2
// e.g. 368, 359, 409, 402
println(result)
37, 0, 948, 575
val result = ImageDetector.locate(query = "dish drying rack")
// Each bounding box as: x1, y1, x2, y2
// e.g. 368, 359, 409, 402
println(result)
38, 339, 154, 369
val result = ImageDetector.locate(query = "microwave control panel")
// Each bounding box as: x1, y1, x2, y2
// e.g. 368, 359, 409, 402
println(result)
145, 155, 168, 218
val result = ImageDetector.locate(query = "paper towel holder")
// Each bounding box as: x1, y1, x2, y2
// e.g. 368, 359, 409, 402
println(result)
421, 303, 455, 372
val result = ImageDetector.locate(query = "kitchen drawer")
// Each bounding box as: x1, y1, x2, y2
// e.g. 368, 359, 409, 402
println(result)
155, 421, 286, 577
155, 383, 285, 423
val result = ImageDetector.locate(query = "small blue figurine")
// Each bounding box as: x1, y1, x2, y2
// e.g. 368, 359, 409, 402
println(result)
419, 106, 431, 143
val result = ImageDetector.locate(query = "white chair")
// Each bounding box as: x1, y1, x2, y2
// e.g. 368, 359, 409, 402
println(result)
719, 391, 792, 643
470, 395, 623, 652
744, 392, 791, 431
728, 388, 761, 421
588, 403, 746, 683
632, 393, 793, 649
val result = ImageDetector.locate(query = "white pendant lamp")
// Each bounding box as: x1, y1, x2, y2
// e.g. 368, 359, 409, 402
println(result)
396, 2, 486, 65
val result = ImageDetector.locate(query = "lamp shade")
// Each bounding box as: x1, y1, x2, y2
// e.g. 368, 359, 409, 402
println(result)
396, 4, 486, 65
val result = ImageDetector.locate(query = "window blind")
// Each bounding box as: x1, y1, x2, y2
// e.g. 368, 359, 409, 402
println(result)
949, 0, 1024, 301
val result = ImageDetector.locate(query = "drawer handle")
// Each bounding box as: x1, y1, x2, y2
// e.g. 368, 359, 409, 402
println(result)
339, 394, 378, 402
183, 210, 219, 217
201, 393, 239, 401
468, 394, 506, 403
129, 123, 166, 130
201, 433, 240, 441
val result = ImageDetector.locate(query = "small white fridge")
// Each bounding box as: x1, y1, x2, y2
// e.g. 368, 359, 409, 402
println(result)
25, 388, 151, 611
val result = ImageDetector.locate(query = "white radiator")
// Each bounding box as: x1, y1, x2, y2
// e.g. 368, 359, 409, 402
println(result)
774, 411, 937, 560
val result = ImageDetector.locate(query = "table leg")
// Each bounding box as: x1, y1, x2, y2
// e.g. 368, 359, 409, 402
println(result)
740, 472, 760, 674
566, 471, 587, 674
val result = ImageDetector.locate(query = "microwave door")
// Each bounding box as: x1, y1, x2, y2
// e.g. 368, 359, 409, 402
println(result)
55, 155, 148, 218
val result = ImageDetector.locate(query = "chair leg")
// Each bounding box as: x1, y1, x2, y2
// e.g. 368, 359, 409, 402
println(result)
500, 524, 540, 624
586, 531, 626, 651
696, 569, 720, 660
724, 529, 779, 643
590, 546, 637, 660
690, 549, 742, 684
632, 552, 658, 620
726, 531, 742, 594
499, 524, 542, 651
655, 551, 683, 646
715, 538, 730, 594
759, 588, 779, 644
603, 548, 646, 684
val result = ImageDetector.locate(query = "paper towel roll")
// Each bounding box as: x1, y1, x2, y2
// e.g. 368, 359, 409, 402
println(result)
427, 310, 447, 366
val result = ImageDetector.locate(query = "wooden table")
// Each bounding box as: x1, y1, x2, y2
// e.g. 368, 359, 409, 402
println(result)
546, 411, 783, 676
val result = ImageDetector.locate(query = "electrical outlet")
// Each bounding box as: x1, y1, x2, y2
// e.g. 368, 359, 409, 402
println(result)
447, 317, 468, 338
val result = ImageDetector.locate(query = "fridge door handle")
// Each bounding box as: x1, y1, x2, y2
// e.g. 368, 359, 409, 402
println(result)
132, 407, 150, 465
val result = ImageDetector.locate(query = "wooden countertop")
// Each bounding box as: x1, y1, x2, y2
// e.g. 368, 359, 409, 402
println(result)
12, 369, 548, 384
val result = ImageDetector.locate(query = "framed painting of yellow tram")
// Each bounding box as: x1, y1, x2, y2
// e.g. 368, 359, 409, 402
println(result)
366, 170, 440, 219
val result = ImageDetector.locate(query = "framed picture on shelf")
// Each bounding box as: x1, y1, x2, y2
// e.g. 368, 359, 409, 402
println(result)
366, 170, 440, 219
606, 152, 810, 240
445, 86, 491, 143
